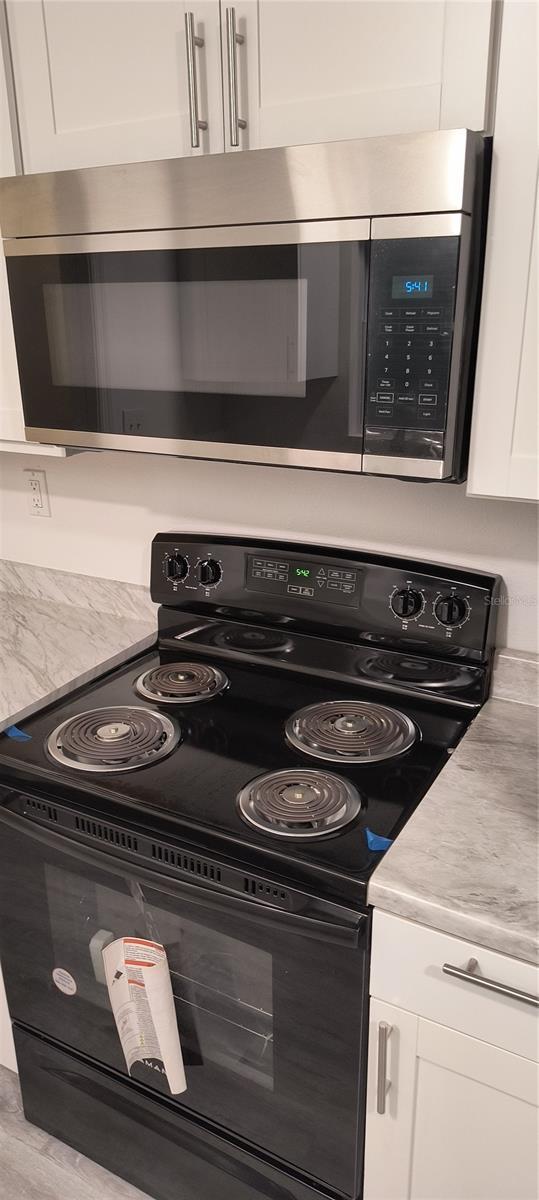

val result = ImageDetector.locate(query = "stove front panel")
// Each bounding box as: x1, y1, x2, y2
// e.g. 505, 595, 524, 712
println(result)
0, 802, 369, 1196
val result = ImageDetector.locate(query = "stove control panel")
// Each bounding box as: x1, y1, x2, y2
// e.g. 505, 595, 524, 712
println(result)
247, 555, 359, 608
152, 535, 500, 661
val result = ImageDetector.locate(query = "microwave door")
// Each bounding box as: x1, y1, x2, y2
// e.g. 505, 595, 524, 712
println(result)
6, 221, 369, 472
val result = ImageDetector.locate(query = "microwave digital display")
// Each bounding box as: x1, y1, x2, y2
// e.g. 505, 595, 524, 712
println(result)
391, 274, 434, 299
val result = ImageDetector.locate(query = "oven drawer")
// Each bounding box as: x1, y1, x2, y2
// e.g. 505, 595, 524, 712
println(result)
14, 1024, 327, 1200
370, 910, 538, 1061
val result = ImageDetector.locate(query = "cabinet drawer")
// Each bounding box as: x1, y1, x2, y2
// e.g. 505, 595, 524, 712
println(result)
370, 910, 538, 1060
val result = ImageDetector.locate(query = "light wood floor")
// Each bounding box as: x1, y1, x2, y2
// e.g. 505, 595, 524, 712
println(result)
0, 1065, 153, 1199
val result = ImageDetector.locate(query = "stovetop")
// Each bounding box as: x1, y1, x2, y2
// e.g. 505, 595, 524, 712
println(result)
0, 643, 469, 903
0, 534, 500, 906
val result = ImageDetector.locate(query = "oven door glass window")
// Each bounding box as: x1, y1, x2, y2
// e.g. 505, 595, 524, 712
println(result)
0, 820, 368, 1196
7, 240, 368, 455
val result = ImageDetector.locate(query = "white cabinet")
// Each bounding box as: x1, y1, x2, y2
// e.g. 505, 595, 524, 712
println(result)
467, 0, 538, 502
235, 0, 494, 153
6, 0, 224, 172
6, 1, 495, 172
0, 36, 65, 454
364, 911, 539, 1200
364, 998, 538, 1200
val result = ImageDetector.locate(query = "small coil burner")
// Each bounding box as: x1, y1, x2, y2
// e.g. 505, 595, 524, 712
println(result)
135, 662, 228, 704
237, 768, 361, 839
214, 625, 293, 654
47, 706, 179, 773
286, 700, 416, 764
359, 653, 469, 690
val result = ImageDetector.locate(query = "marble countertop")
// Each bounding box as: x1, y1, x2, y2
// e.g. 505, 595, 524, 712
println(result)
1, 559, 537, 965
0, 560, 156, 732
368, 683, 539, 965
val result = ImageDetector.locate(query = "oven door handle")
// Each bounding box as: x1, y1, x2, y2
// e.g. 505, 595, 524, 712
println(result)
0, 802, 366, 947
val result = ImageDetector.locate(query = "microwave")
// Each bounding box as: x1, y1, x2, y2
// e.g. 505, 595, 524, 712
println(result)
0, 129, 489, 481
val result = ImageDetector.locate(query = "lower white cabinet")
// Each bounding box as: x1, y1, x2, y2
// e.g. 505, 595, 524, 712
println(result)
364, 911, 539, 1200
364, 998, 538, 1200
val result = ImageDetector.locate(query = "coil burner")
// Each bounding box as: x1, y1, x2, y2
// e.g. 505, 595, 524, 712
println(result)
359, 653, 470, 690
285, 700, 416, 764
214, 625, 293, 654
135, 662, 228, 704
47, 706, 179, 773
237, 768, 361, 839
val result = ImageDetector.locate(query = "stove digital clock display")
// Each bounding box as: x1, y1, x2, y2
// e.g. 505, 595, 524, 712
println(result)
246, 555, 359, 608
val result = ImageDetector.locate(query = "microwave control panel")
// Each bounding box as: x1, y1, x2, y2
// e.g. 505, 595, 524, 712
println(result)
364, 236, 460, 463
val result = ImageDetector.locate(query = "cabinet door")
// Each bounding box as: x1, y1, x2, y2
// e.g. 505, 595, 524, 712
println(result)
6, 0, 224, 172
364, 999, 539, 1200
0, 34, 24, 442
227, 1, 493, 153
467, 1, 538, 501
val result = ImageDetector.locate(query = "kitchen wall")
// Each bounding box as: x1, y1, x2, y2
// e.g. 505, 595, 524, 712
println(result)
0, 450, 537, 652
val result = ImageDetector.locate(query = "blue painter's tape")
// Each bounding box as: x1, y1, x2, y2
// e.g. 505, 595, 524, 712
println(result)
4, 725, 32, 741
366, 828, 393, 852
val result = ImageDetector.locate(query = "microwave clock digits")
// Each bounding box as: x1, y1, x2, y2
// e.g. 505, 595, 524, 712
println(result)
391, 274, 434, 299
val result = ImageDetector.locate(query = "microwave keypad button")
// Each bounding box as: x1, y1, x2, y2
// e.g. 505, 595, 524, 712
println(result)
424, 323, 440, 334
380, 322, 399, 334
376, 377, 395, 389
419, 394, 438, 405
376, 392, 394, 403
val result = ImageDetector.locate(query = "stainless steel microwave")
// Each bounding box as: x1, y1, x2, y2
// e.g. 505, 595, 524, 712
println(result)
0, 129, 489, 481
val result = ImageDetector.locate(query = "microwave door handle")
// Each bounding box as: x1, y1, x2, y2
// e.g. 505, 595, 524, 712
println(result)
0, 803, 364, 947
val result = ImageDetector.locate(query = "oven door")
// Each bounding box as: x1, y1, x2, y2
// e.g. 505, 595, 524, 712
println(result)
0, 796, 369, 1197
6, 220, 369, 473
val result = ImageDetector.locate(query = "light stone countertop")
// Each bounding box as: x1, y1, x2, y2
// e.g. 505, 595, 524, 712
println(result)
368, 680, 539, 965
1, 560, 537, 964
0, 560, 156, 733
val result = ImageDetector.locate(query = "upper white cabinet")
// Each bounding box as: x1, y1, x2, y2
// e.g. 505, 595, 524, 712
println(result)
6, 0, 224, 172
6, 0, 494, 173
232, 0, 493, 153
467, 0, 538, 502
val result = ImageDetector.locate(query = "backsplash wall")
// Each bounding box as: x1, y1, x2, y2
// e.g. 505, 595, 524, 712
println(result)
0, 450, 537, 651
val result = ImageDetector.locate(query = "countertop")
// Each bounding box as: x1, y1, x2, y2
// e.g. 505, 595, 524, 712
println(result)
0, 560, 155, 733
368, 672, 539, 965
1, 559, 537, 965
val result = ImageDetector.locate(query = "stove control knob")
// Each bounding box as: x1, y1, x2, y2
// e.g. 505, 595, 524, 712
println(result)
198, 558, 222, 588
434, 595, 468, 626
165, 553, 188, 583
391, 588, 423, 619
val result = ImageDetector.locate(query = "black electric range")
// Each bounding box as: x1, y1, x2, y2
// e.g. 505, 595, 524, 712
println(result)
0, 535, 500, 1200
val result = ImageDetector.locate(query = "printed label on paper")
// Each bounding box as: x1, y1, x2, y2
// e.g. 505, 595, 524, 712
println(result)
102, 937, 186, 1095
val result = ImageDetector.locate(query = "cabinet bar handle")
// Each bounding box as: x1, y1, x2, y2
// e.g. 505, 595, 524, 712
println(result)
226, 7, 247, 146
443, 959, 539, 1008
376, 1020, 392, 1114
185, 11, 208, 148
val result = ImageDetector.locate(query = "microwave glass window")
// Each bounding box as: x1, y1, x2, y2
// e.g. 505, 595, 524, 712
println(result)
8, 240, 368, 453
391, 274, 434, 299
43, 275, 338, 400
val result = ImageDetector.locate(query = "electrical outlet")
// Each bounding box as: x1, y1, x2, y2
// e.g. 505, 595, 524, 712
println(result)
24, 469, 51, 517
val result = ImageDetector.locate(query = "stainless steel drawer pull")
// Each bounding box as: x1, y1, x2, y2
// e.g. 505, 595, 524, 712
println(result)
443, 959, 539, 1008
226, 7, 247, 146
185, 11, 208, 148
376, 1021, 392, 1114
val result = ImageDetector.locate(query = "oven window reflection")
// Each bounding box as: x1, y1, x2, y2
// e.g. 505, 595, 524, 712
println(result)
46, 867, 274, 1090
